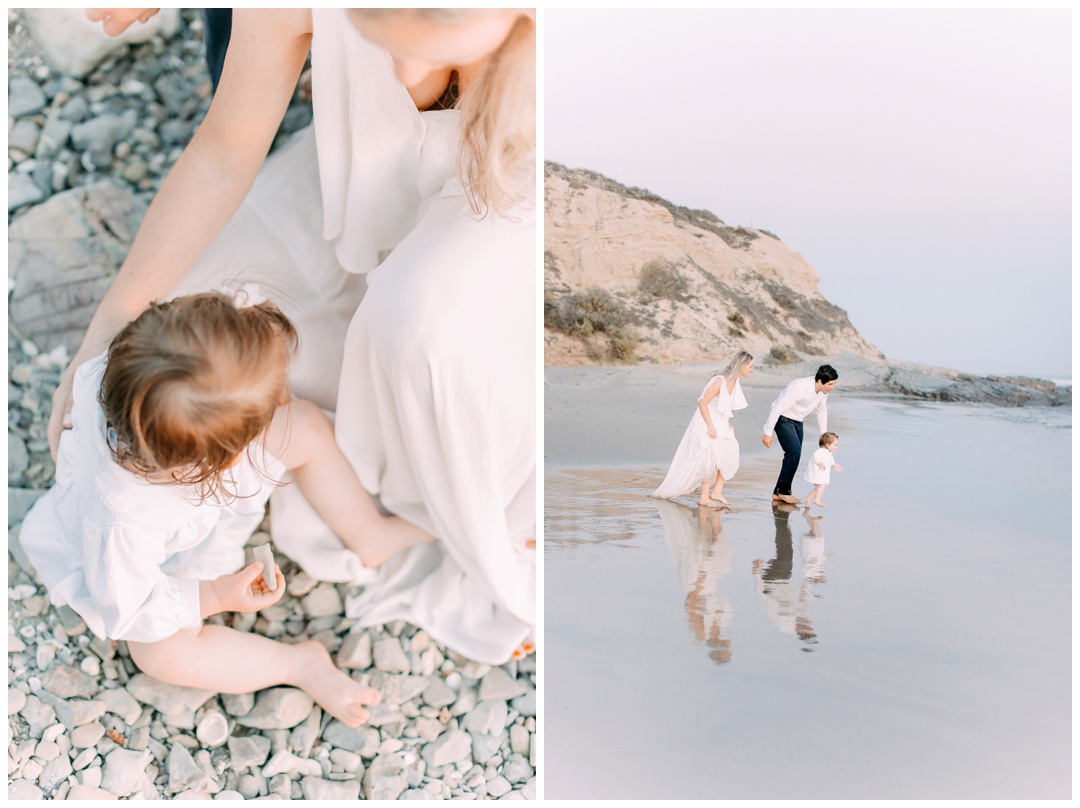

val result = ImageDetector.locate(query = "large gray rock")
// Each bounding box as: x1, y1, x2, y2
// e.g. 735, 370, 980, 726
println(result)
8, 173, 47, 212
234, 688, 313, 730
125, 673, 214, 717
421, 729, 472, 768
361, 754, 409, 801
99, 748, 152, 798
8, 75, 48, 117
300, 777, 360, 801
21, 9, 180, 79
8, 182, 148, 357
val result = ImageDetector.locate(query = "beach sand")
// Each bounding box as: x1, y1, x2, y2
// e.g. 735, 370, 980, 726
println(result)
544, 365, 1070, 799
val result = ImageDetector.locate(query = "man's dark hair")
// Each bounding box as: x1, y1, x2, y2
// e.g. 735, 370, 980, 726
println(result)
815, 364, 838, 384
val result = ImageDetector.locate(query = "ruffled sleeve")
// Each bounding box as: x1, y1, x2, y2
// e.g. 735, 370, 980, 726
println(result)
697, 376, 722, 402
731, 380, 748, 412
80, 519, 202, 643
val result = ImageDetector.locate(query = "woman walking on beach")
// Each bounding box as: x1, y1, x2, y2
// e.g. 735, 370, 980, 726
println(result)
51, 8, 536, 665
653, 351, 754, 506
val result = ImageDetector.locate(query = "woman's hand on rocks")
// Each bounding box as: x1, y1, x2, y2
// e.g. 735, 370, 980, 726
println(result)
85, 8, 159, 37
47, 367, 77, 461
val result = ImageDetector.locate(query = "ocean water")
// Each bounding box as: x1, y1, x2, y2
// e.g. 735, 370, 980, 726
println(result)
544, 391, 1071, 799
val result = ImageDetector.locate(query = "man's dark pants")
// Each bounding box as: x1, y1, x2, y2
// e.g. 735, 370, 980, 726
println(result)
772, 415, 804, 497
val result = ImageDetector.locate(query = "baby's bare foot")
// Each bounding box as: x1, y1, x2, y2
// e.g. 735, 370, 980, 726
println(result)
294, 642, 380, 727
812, 499, 825, 507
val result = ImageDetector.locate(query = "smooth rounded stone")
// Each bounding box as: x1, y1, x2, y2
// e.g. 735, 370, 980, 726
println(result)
66, 783, 119, 799
234, 687, 313, 730
9, 686, 28, 715
462, 699, 509, 736
509, 724, 529, 757
80, 655, 101, 676
59, 95, 90, 123
8, 172, 47, 211
323, 720, 380, 757
72, 747, 98, 771
9, 432, 31, 485
227, 734, 271, 772
71, 111, 137, 168
362, 754, 409, 801
422, 729, 472, 768
329, 748, 362, 773
220, 691, 255, 718
100, 748, 152, 797
35, 641, 56, 671
213, 790, 245, 800
236, 774, 261, 800
10, 119, 42, 155
35, 738, 61, 760
267, 774, 291, 800
299, 777, 359, 801
335, 631, 372, 670
38, 753, 74, 793
9, 75, 48, 117
195, 710, 229, 748
122, 158, 148, 183
71, 721, 106, 748
97, 687, 142, 724
373, 637, 411, 674
300, 582, 342, 618
8, 778, 44, 800
478, 668, 528, 702
35, 111, 74, 161
126, 673, 214, 717
420, 677, 457, 708
77, 764, 104, 787
22, 759, 45, 781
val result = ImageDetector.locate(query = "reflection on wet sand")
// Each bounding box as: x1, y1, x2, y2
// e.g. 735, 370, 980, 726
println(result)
655, 499, 734, 664
752, 504, 827, 651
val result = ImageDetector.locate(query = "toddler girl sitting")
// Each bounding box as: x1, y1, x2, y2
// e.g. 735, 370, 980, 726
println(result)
20, 289, 431, 726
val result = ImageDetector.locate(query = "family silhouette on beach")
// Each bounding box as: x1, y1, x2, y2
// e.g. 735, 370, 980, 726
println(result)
652, 353, 842, 510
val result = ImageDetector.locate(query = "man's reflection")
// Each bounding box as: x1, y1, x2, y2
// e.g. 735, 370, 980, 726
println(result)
752, 503, 827, 650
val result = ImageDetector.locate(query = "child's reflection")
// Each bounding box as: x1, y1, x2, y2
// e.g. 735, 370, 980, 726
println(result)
752, 503, 827, 650
655, 499, 734, 664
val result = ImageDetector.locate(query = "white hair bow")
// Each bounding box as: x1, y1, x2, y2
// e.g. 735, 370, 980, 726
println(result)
218, 282, 267, 309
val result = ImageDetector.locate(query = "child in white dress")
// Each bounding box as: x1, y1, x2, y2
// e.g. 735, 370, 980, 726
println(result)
20, 289, 431, 726
803, 432, 843, 508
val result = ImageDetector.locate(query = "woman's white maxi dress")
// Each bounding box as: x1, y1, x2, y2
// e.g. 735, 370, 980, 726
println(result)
169, 9, 535, 664
652, 375, 747, 499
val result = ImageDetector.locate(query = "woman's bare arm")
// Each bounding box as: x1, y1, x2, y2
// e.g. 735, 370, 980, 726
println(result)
698, 378, 723, 438
48, 9, 312, 457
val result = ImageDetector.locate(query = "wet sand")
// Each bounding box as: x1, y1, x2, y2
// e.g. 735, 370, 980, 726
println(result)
544, 365, 1071, 799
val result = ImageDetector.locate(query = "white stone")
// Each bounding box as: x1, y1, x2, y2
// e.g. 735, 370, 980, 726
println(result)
478, 668, 528, 702
65, 783, 118, 800
8, 778, 44, 800
374, 637, 411, 674
195, 711, 229, 748
422, 729, 472, 768
97, 688, 143, 725
70, 722, 106, 748
300, 776, 360, 800
100, 748, 152, 797
9, 687, 28, 715
234, 688, 313, 731
21, 9, 180, 79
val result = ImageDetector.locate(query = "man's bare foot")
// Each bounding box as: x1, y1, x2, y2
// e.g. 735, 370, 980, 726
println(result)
292, 642, 380, 727
347, 516, 434, 569
773, 493, 798, 505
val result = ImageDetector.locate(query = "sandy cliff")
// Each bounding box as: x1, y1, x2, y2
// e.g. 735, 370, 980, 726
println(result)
544, 162, 882, 367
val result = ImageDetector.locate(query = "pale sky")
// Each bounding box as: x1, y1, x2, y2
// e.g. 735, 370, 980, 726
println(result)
544, 9, 1072, 379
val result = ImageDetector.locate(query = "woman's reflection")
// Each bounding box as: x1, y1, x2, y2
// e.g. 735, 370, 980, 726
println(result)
752, 503, 827, 650
655, 499, 734, 664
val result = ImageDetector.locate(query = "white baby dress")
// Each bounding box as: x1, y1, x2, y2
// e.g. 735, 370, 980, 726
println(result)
19, 355, 286, 643
804, 447, 837, 485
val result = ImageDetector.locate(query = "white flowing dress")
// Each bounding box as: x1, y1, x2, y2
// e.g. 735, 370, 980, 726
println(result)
168, 9, 535, 664
19, 355, 286, 644
652, 375, 747, 499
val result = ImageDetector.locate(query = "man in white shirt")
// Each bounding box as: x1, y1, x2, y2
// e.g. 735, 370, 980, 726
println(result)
761, 365, 838, 504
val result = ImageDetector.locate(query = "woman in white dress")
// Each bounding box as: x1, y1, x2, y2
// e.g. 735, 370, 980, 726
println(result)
652, 351, 754, 506
50, 9, 536, 665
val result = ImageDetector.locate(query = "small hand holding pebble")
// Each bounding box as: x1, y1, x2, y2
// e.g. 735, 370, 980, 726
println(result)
208, 562, 285, 616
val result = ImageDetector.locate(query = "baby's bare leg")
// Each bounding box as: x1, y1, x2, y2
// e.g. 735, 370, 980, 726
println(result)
812, 484, 826, 506
266, 400, 434, 567
128, 626, 379, 727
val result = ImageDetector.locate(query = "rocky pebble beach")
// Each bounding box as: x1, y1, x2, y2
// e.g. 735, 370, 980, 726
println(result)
8, 10, 536, 800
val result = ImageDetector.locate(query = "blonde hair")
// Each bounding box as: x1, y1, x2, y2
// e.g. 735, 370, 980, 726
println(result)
819, 432, 839, 448
351, 9, 536, 217
718, 350, 754, 380
100, 293, 298, 500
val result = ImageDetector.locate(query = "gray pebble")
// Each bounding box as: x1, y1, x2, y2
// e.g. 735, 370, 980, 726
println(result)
9, 75, 48, 117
